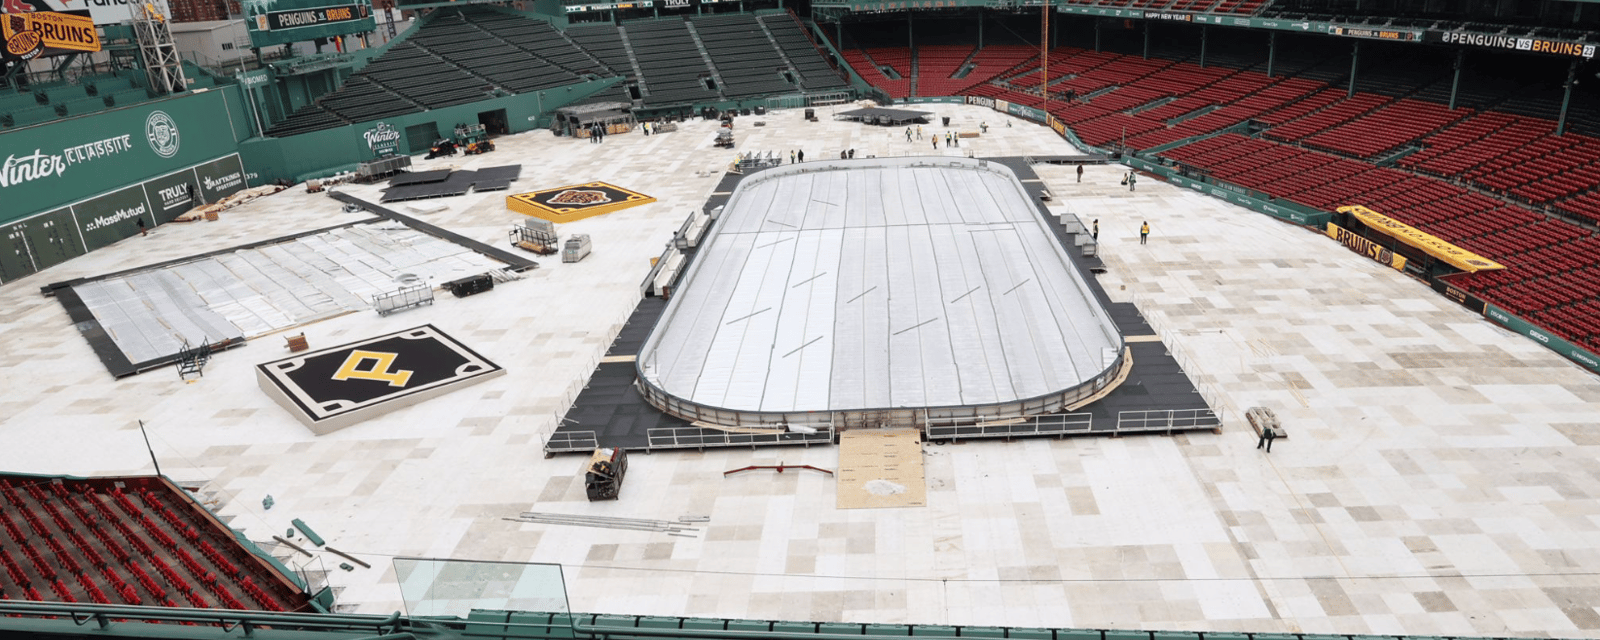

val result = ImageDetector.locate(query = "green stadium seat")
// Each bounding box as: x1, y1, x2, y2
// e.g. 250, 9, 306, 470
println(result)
60, 97, 107, 116
9, 105, 56, 126
773, 622, 818, 635
636, 617, 681, 631
681, 618, 726, 632
726, 620, 772, 634
108, 88, 150, 107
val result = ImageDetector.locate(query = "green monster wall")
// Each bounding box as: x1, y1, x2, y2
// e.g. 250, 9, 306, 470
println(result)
0, 88, 255, 285
0, 76, 622, 286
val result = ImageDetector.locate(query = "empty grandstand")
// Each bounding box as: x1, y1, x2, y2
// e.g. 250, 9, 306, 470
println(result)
0, 474, 314, 612
266, 8, 845, 136
826, 10, 1600, 360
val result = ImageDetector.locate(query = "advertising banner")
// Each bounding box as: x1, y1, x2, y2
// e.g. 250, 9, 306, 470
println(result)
1326, 222, 1406, 271
242, 0, 375, 49
1005, 101, 1045, 122
141, 168, 200, 224
1432, 278, 1487, 314
74, 184, 153, 252
1048, 113, 1067, 137
1337, 205, 1505, 273
194, 154, 245, 204
0, 90, 242, 224
0, 150, 245, 285
565, 0, 651, 11
0, 0, 169, 27
2, 11, 100, 56
1329, 25, 1421, 42
1484, 304, 1600, 375
1142, 11, 1191, 21
1427, 30, 1596, 60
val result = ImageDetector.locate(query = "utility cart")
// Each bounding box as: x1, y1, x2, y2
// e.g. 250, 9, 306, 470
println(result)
509, 218, 559, 255
584, 448, 628, 501
455, 123, 495, 155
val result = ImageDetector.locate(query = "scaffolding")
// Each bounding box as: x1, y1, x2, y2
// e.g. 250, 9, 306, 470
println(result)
133, 3, 188, 96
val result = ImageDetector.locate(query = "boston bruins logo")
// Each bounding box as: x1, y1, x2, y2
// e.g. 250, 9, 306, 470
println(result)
145, 110, 181, 159
549, 189, 610, 206
4, 27, 42, 61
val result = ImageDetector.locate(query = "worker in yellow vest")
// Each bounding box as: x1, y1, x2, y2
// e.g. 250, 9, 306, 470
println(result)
1140, 221, 1149, 245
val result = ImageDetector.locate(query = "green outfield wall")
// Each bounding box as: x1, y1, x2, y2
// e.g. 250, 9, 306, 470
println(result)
237, 76, 621, 183
0, 88, 255, 285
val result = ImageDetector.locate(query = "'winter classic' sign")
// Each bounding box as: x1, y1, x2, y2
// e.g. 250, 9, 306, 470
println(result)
363, 122, 401, 156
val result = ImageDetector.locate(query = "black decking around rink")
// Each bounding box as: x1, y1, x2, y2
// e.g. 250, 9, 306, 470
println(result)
380, 166, 523, 202
547, 157, 1217, 454
835, 107, 935, 125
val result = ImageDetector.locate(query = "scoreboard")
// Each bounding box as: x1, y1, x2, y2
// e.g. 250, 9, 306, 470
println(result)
242, 0, 375, 49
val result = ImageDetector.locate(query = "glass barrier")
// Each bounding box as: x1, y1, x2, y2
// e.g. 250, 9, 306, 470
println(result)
393, 558, 569, 618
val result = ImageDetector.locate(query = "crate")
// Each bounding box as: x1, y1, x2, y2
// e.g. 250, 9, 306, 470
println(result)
562, 234, 592, 263
445, 274, 494, 297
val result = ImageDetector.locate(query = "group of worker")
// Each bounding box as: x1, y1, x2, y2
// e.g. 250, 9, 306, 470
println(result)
899, 125, 968, 150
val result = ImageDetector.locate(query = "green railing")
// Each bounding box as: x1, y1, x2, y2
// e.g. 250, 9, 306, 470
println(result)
1483, 304, 1600, 375
0, 603, 1587, 640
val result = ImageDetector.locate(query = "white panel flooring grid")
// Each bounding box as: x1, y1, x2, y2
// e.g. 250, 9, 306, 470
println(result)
641, 158, 1122, 414
71, 222, 506, 365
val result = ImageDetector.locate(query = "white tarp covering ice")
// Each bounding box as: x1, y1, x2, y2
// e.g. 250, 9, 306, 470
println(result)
71, 223, 505, 365
640, 158, 1122, 414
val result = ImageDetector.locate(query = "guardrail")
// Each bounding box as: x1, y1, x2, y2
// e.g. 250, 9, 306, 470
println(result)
373, 283, 435, 316
1115, 408, 1221, 434
0, 601, 402, 635
925, 413, 1092, 442
0, 601, 1568, 640
645, 427, 834, 451
544, 430, 599, 455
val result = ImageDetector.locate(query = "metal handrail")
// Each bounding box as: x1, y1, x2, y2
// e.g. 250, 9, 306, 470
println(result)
0, 601, 405, 633
645, 427, 833, 450
925, 413, 1092, 442
544, 430, 599, 454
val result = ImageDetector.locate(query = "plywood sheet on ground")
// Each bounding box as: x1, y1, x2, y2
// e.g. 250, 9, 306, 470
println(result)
836, 429, 926, 509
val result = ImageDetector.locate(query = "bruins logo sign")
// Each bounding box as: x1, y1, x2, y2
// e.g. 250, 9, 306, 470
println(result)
4, 30, 42, 61
507, 181, 656, 223
549, 189, 610, 205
